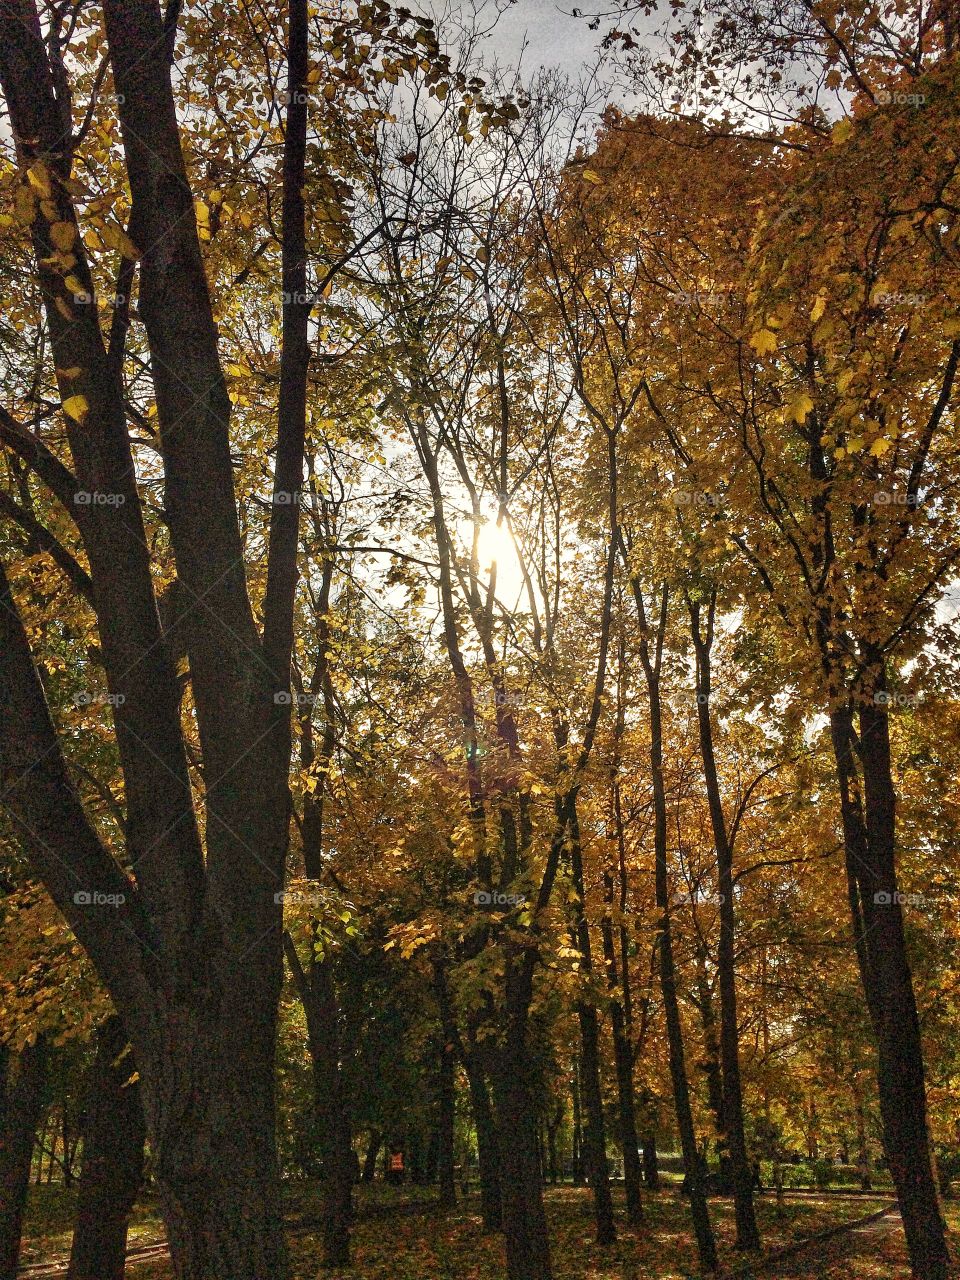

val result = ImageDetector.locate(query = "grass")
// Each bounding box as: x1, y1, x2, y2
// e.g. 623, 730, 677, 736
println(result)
20, 1181, 959, 1279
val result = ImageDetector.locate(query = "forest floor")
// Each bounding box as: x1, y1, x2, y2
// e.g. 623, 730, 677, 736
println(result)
18, 1183, 958, 1279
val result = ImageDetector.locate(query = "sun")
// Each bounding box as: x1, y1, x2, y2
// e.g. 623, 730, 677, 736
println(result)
475, 517, 526, 605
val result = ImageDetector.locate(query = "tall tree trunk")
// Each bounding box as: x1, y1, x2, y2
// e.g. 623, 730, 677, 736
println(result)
568, 805, 616, 1245
852, 1076, 872, 1192
689, 595, 760, 1251
68, 1016, 145, 1280
284, 937, 352, 1267
602, 660, 644, 1228
628, 575, 717, 1273
641, 1133, 660, 1189
546, 1104, 562, 1185
693, 957, 731, 1195
571, 1062, 584, 1186
437, 1040, 457, 1209
361, 1130, 381, 1183
434, 965, 501, 1231
829, 687, 948, 1280
490, 956, 554, 1280
0, 1037, 47, 1280
463, 1050, 501, 1230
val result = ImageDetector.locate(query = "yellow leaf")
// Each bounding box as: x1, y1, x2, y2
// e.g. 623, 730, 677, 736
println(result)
810, 294, 826, 323
581, 168, 602, 184
49, 221, 75, 251
61, 395, 89, 423
323, 83, 336, 102
112, 227, 141, 260
869, 437, 892, 457
54, 296, 72, 320
786, 392, 814, 423
64, 274, 86, 295
27, 162, 52, 198
14, 186, 36, 224
831, 118, 854, 145
749, 328, 778, 356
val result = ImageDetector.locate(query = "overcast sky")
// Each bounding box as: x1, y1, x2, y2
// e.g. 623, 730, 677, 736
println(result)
468, 0, 611, 79
483, 0, 600, 75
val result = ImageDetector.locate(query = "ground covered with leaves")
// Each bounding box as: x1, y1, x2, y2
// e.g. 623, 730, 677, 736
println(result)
21, 1184, 959, 1279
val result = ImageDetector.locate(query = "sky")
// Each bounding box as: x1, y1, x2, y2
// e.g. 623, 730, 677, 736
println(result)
483, 0, 602, 77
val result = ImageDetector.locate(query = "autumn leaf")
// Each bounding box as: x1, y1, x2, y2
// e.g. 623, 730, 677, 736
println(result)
750, 328, 778, 356
61, 394, 90, 423
786, 392, 814, 423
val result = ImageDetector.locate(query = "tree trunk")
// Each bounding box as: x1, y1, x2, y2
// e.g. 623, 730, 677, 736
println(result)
571, 1063, 584, 1186
602, 759, 644, 1226
437, 1041, 457, 1209
68, 1016, 145, 1280
490, 958, 553, 1280
546, 1106, 561, 1185
0, 1037, 47, 1280
829, 688, 949, 1280
630, 578, 717, 1273
283, 936, 352, 1267
361, 1130, 381, 1183
641, 1134, 660, 1189
463, 1052, 501, 1230
689, 596, 760, 1251
852, 1077, 872, 1192
693, 960, 731, 1196
568, 806, 616, 1245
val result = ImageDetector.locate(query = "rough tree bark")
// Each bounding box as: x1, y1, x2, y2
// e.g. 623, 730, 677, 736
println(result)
0, 1037, 47, 1280
829, 684, 948, 1280
67, 1016, 145, 1280
437, 1039, 457, 1209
